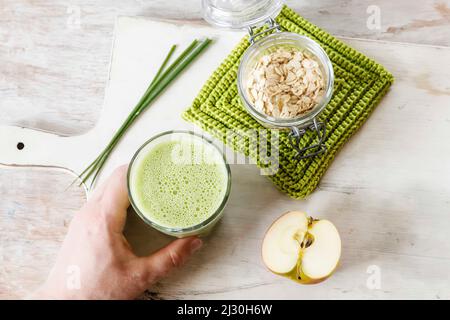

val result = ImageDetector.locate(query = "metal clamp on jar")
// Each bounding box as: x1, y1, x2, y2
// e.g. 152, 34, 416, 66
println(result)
202, 0, 334, 159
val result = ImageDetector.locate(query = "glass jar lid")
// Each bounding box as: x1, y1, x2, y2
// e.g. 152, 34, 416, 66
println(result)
202, 0, 284, 29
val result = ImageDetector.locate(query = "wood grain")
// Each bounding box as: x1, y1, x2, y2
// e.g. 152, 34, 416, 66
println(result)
0, 0, 449, 135
0, 165, 86, 299
1, 1, 450, 300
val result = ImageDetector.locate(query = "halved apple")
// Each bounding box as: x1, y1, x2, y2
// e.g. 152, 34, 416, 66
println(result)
262, 211, 341, 284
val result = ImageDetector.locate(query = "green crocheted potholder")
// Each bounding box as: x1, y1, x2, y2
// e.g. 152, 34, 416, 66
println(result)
183, 6, 394, 199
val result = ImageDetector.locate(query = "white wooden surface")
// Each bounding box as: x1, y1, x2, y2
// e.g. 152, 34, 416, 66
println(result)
1, 0, 449, 135
1, 1, 450, 300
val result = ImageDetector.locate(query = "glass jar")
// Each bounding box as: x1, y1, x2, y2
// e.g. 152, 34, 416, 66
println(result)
127, 131, 231, 237
202, 0, 334, 159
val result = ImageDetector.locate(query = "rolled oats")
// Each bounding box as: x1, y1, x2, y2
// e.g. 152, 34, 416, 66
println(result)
246, 47, 325, 119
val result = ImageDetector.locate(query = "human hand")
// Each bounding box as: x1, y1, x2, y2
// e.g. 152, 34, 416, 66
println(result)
31, 165, 202, 300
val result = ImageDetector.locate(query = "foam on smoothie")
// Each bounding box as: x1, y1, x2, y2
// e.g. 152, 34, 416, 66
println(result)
130, 136, 229, 229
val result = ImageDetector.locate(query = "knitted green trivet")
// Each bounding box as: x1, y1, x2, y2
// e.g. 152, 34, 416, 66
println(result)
183, 6, 394, 199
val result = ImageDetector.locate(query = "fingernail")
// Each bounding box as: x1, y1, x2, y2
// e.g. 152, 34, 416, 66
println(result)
190, 238, 203, 253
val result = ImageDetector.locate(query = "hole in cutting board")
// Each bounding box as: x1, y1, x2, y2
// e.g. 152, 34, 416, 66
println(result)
17, 142, 25, 150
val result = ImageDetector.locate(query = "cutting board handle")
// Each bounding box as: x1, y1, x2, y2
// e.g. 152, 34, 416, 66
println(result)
0, 125, 94, 172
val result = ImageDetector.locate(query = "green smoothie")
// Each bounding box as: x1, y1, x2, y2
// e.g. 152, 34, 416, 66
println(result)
129, 133, 230, 231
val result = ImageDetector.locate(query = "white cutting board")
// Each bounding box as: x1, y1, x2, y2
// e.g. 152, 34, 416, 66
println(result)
2, 17, 450, 299
0, 18, 244, 190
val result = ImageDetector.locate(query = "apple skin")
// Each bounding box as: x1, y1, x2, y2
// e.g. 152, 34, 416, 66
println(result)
282, 257, 340, 285
261, 211, 341, 285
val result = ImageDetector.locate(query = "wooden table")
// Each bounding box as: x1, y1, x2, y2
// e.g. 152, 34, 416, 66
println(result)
1, 0, 450, 299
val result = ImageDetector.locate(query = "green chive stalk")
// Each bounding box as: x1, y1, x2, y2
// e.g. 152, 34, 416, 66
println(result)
78, 38, 212, 188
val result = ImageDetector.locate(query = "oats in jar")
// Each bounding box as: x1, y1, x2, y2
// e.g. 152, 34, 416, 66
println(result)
246, 47, 325, 119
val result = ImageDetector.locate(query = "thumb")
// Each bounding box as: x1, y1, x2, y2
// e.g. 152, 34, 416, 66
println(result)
137, 237, 203, 285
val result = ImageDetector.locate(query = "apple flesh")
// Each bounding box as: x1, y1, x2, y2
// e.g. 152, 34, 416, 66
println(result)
262, 211, 341, 284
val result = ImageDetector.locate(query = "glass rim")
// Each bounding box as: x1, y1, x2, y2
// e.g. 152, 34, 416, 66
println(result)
127, 130, 232, 234
237, 32, 334, 128
202, 0, 284, 29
